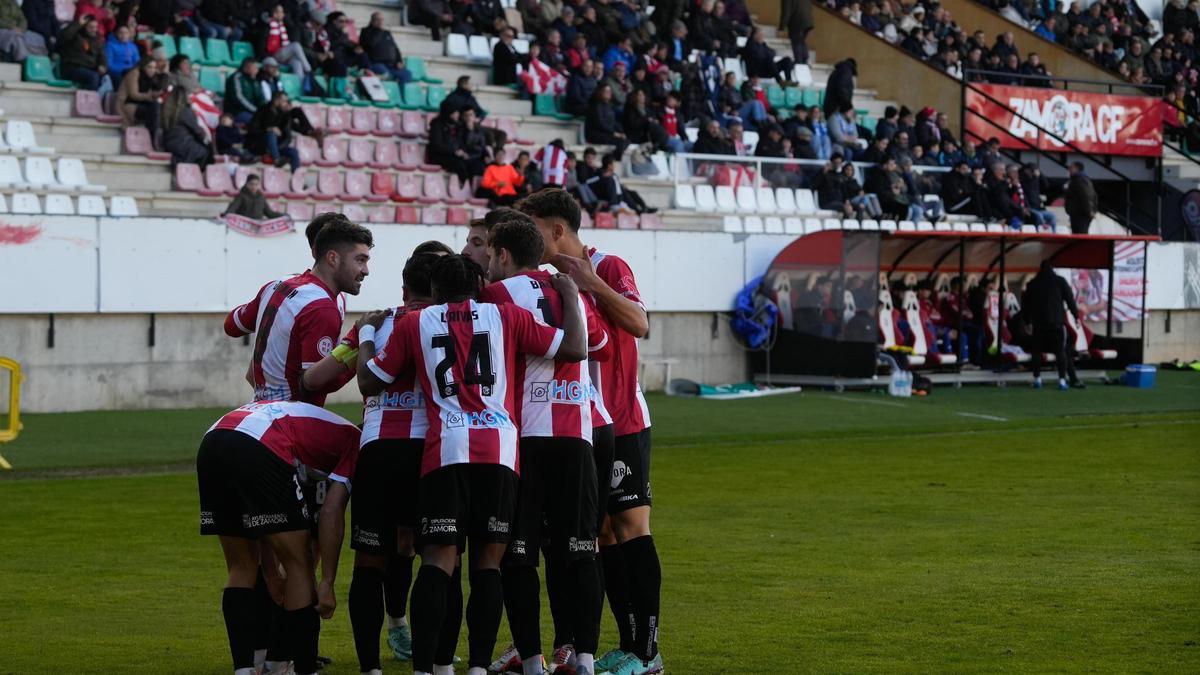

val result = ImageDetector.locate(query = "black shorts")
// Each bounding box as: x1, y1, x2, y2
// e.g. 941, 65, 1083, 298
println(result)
351, 438, 424, 555
417, 463, 519, 550
592, 425, 615, 529
197, 429, 310, 538
505, 437, 599, 566
608, 428, 652, 514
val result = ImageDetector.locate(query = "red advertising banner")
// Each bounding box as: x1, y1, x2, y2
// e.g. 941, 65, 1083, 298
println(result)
964, 84, 1162, 157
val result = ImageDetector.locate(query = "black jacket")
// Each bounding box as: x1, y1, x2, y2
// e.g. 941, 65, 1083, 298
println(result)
692, 129, 734, 155
1022, 268, 1080, 326
822, 59, 856, 117
739, 40, 779, 79
585, 102, 622, 138
427, 115, 462, 163
492, 41, 523, 86
359, 25, 402, 65
444, 87, 486, 119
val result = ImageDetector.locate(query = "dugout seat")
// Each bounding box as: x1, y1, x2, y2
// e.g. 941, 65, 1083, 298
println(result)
901, 290, 956, 365
1064, 311, 1118, 361
877, 289, 920, 365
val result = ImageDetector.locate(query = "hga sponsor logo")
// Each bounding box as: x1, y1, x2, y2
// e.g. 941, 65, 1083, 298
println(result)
375, 390, 424, 410
445, 409, 513, 429
529, 380, 588, 404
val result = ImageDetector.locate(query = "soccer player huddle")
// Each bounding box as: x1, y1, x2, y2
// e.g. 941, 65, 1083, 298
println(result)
197, 189, 663, 675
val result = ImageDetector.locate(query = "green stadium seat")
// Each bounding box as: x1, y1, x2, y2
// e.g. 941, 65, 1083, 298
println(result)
423, 85, 447, 112
323, 76, 348, 105
298, 74, 326, 103
400, 81, 424, 110
765, 85, 785, 109
23, 55, 75, 87
374, 80, 403, 108
817, 88, 826, 106
801, 88, 818, 108
406, 57, 441, 84
534, 94, 557, 117
230, 41, 255, 66
178, 36, 205, 64
199, 68, 224, 93
201, 39, 233, 67
785, 87, 804, 108
279, 72, 303, 100
151, 34, 177, 59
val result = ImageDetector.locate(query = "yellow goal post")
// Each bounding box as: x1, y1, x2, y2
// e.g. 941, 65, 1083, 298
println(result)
0, 357, 22, 469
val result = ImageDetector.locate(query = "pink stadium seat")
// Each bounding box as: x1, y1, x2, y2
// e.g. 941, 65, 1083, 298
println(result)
639, 213, 664, 229
262, 167, 289, 197
296, 135, 321, 164
367, 205, 396, 223
346, 138, 372, 168
397, 143, 422, 170
300, 104, 325, 129
447, 207, 472, 225
234, 165, 256, 190
202, 164, 237, 197
494, 116, 533, 145
349, 108, 375, 136
375, 110, 401, 136
318, 137, 346, 167
420, 174, 447, 204
616, 212, 640, 230
421, 206, 447, 225
472, 205, 489, 218
174, 163, 204, 191
287, 201, 315, 222
287, 168, 311, 199
341, 203, 367, 222
74, 90, 102, 117
325, 107, 349, 133
123, 126, 153, 154
394, 173, 422, 202
579, 209, 593, 228
370, 140, 399, 169
395, 205, 421, 223
314, 170, 341, 201
343, 170, 371, 201
400, 111, 426, 138
447, 175, 474, 204
594, 212, 615, 229
370, 172, 395, 201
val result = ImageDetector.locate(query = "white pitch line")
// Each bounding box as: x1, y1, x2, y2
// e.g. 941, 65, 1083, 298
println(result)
956, 412, 1009, 421
828, 395, 909, 408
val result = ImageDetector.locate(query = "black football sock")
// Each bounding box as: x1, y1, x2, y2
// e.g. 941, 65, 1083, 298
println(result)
621, 535, 662, 661
434, 564, 464, 666
252, 571, 274, 652
222, 587, 257, 671
466, 568, 504, 668
286, 606, 320, 675
385, 554, 416, 620
502, 564, 542, 660
411, 565, 451, 673
600, 544, 636, 653
349, 566, 386, 672
569, 557, 602, 656
543, 544, 574, 648
265, 601, 289, 662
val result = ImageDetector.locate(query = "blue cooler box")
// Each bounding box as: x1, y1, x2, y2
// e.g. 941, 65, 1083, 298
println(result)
1122, 365, 1157, 388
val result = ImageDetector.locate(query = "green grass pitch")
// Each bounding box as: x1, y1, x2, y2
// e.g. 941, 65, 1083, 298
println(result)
1, 373, 1198, 673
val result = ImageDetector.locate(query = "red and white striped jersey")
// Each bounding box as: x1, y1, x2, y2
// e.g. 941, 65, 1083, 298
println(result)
209, 401, 360, 488
589, 248, 651, 435
224, 271, 345, 406
480, 271, 610, 441
535, 144, 569, 186
367, 300, 564, 476
340, 302, 430, 446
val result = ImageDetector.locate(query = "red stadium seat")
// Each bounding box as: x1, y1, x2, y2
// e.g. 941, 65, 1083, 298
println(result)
174, 163, 204, 191
233, 165, 256, 190
286, 201, 315, 222
494, 116, 533, 145
447, 175, 476, 204
367, 205, 396, 223
287, 168, 311, 199
616, 212, 640, 230
346, 139, 372, 167
370, 172, 395, 200
202, 163, 237, 197
262, 167, 289, 197
295, 135, 321, 164
300, 104, 325, 129
395, 205, 421, 223
343, 170, 371, 201
400, 111, 426, 138
325, 107, 349, 133
394, 173, 422, 202
421, 206, 447, 225
318, 137, 346, 167
371, 140, 400, 169
314, 170, 341, 201
594, 212, 615, 229
342, 203, 367, 222
349, 108, 375, 136
420, 174, 447, 204
397, 143, 422, 170
123, 126, 169, 160
375, 110, 401, 136
447, 206, 472, 225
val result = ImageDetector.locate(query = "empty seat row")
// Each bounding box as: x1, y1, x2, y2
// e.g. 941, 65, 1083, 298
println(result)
0, 193, 137, 216
675, 185, 836, 217
0, 156, 104, 191
445, 33, 530, 63
273, 202, 485, 227
0, 120, 54, 154
176, 163, 481, 205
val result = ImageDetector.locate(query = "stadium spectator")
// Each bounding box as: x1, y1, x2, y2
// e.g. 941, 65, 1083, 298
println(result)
984, 162, 1022, 227
622, 89, 672, 152
196, 0, 248, 43
941, 160, 986, 217
1017, 163, 1055, 227
162, 87, 214, 168
1064, 161, 1098, 235
313, 11, 363, 79
602, 36, 637, 75
445, 75, 487, 120
492, 28, 524, 87
1022, 259, 1084, 390
117, 57, 163, 143
478, 149, 525, 206
257, 57, 284, 101
58, 15, 108, 90
103, 24, 138, 84
823, 58, 857, 119
779, 0, 813, 64
741, 27, 795, 85
359, 11, 412, 84
565, 59, 600, 115
862, 135, 890, 164
246, 91, 315, 171
263, 4, 313, 82
0, 0, 48, 63
215, 113, 256, 163
813, 155, 851, 215
587, 153, 654, 213
410, 0, 456, 40
584, 84, 629, 158
223, 175, 285, 219
515, 150, 543, 193
460, 108, 490, 178
428, 101, 468, 180
829, 104, 864, 160
599, 60, 631, 110
19, 0, 58, 51
168, 53, 203, 93
74, 0, 114, 39
224, 58, 264, 125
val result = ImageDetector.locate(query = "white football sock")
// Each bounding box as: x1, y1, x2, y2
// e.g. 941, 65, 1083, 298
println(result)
253, 649, 267, 670
468, 668, 489, 675
234, 669, 256, 675
576, 653, 595, 674
433, 666, 455, 675
523, 655, 546, 674
387, 614, 409, 629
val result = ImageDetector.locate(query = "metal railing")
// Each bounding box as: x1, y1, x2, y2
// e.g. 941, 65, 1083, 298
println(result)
669, 151, 950, 194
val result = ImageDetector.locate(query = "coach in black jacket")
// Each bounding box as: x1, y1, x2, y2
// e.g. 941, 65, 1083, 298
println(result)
1022, 260, 1083, 389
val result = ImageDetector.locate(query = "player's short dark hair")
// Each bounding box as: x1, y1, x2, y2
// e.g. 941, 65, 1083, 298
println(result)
484, 207, 524, 230
430, 254, 486, 301
489, 216, 543, 269
414, 240, 454, 255
402, 252, 441, 297
305, 211, 349, 249
313, 215, 373, 259
517, 187, 581, 232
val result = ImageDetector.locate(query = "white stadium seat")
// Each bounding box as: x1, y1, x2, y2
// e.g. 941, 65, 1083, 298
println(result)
916, 220, 935, 232
987, 223, 1005, 233
841, 218, 860, 230
674, 184, 696, 209
951, 222, 969, 232
12, 192, 41, 214
860, 219, 879, 230
1054, 224, 1071, 235
755, 188, 777, 214
694, 184, 717, 212
823, 218, 842, 230
44, 194, 74, 215
775, 187, 797, 214
57, 158, 106, 192
804, 218, 823, 234
934, 220, 953, 232
879, 219, 897, 231
741, 131, 759, 153
792, 64, 813, 88
445, 33, 470, 59
735, 186, 757, 213
0, 193, 7, 213
784, 217, 804, 234
970, 222, 987, 232
5, 120, 54, 154
898, 220, 916, 231
722, 215, 743, 233
77, 194, 107, 216
743, 215, 765, 233
0, 155, 25, 187
715, 185, 738, 212
764, 216, 784, 233
109, 195, 139, 217
1020, 224, 1037, 233
468, 35, 493, 62
512, 38, 530, 54
795, 189, 817, 215
23, 156, 59, 188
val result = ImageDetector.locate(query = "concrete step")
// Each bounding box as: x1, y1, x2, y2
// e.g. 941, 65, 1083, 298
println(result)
0, 62, 21, 84
0, 82, 74, 117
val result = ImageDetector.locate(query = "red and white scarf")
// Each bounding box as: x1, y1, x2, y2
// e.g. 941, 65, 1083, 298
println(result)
519, 58, 567, 95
